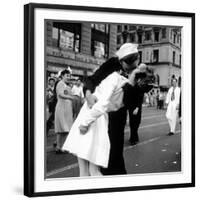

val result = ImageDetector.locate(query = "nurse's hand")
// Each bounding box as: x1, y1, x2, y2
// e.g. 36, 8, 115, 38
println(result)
85, 90, 98, 108
79, 125, 89, 134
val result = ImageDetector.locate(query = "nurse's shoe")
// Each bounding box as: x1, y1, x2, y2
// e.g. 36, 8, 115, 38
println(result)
55, 148, 68, 154
167, 132, 174, 136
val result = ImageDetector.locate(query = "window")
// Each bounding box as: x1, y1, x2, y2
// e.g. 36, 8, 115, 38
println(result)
153, 49, 159, 63
53, 22, 81, 52
139, 51, 142, 64
173, 34, 177, 44
161, 28, 166, 38
92, 41, 106, 58
177, 34, 179, 44
122, 30, 128, 43
117, 25, 122, 32
91, 24, 109, 33
117, 35, 121, 45
130, 33, 135, 42
173, 51, 176, 64
129, 25, 136, 31
146, 51, 150, 61
91, 24, 109, 58
145, 31, 151, 41
59, 30, 73, 50
138, 33, 142, 43
124, 25, 128, 31
154, 31, 159, 42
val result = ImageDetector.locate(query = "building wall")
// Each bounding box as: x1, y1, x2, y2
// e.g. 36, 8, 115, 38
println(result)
109, 25, 117, 57
152, 65, 170, 86
150, 63, 181, 86
116, 25, 182, 87
159, 46, 169, 62
46, 21, 53, 47
141, 45, 170, 63
169, 46, 182, 66
81, 23, 91, 55
46, 21, 117, 76
170, 65, 182, 81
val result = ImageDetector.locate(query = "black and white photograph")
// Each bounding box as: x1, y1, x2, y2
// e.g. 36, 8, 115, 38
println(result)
23, 3, 195, 197
45, 21, 182, 179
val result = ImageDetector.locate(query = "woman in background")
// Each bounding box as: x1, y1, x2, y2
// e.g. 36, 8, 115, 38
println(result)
54, 69, 74, 154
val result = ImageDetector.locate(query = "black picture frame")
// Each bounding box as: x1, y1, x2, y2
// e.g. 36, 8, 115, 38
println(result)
24, 3, 195, 197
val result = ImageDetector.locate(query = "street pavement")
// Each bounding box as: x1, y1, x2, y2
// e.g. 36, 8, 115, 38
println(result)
45, 106, 181, 179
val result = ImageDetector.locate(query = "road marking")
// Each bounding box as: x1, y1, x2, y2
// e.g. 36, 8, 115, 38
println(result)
46, 130, 181, 178
142, 114, 164, 120
125, 130, 181, 151
139, 121, 168, 129
46, 163, 78, 177
124, 136, 161, 151
142, 111, 165, 117
46, 121, 168, 151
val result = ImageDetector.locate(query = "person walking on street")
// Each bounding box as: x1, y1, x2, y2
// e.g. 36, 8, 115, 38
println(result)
128, 63, 152, 145
166, 78, 181, 136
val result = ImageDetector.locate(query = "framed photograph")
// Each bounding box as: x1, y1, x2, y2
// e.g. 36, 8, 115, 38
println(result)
24, 3, 195, 197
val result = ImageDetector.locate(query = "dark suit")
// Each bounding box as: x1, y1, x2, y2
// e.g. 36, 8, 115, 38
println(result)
128, 93, 144, 143
124, 72, 154, 144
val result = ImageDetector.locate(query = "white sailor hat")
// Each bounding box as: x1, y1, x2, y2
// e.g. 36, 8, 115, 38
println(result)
116, 43, 138, 60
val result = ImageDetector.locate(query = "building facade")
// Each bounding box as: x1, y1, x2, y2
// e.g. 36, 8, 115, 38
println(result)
117, 25, 182, 87
46, 21, 117, 78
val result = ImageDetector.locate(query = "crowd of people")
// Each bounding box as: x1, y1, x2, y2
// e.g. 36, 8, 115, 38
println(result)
46, 42, 181, 177
143, 88, 167, 109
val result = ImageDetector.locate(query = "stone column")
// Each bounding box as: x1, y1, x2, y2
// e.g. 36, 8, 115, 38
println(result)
109, 24, 117, 58
46, 20, 53, 47
81, 23, 91, 55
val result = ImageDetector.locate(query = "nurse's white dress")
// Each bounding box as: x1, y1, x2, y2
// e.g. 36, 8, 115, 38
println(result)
63, 72, 129, 168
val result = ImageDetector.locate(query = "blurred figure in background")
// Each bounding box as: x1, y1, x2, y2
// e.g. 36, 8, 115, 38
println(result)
71, 78, 85, 119
72, 79, 84, 99
46, 78, 56, 135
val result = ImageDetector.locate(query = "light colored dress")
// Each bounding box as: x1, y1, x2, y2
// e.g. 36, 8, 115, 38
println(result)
54, 80, 73, 133
63, 72, 129, 168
